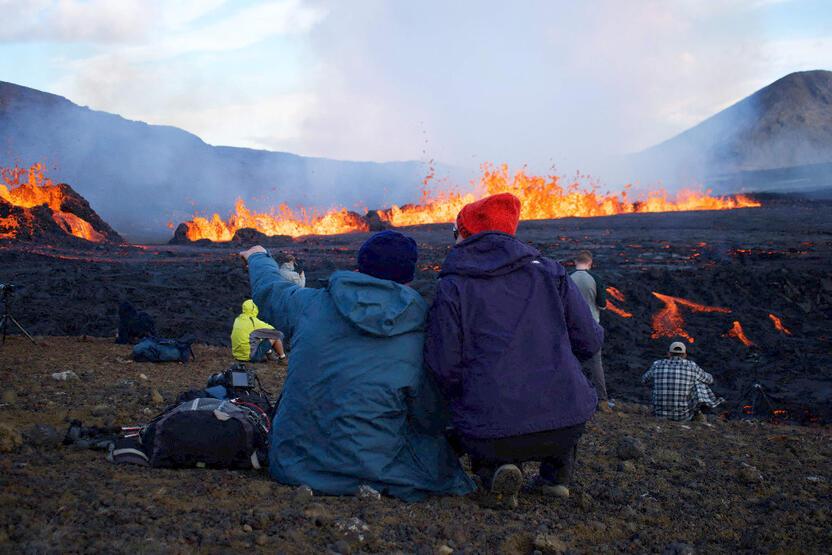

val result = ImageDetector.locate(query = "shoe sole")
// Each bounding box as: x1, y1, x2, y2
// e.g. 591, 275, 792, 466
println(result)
491, 464, 522, 508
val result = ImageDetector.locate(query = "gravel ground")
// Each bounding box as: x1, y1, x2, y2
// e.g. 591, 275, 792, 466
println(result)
0, 337, 830, 554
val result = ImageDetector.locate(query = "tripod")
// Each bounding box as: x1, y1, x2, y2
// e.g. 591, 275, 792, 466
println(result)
0, 289, 36, 345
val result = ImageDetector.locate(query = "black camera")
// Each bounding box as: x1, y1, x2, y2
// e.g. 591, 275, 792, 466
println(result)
207, 363, 255, 391
0, 284, 15, 294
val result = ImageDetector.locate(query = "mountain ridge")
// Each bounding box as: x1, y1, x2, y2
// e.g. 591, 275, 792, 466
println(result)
0, 81, 438, 241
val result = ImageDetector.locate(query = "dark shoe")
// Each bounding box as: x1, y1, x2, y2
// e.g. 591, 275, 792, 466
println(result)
276, 355, 289, 367
480, 464, 522, 509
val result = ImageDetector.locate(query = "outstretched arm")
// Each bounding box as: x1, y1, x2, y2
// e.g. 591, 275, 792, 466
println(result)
242, 246, 313, 339
693, 363, 714, 385
641, 363, 656, 384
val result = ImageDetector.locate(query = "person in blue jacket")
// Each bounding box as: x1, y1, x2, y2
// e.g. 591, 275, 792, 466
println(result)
239, 231, 475, 502
424, 193, 603, 509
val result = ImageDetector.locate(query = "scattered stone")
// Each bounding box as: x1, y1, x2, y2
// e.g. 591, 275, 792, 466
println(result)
139, 373, 148, 381
51, 371, 79, 381
589, 520, 607, 532
142, 407, 154, 415
91, 404, 111, 417
332, 539, 352, 554
151, 388, 165, 405
303, 503, 332, 525
577, 492, 593, 512
619, 460, 636, 473
617, 436, 646, 460
242, 524, 253, 533
656, 449, 682, 464
437, 545, 454, 555
334, 517, 370, 544
0, 424, 23, 453
737, 463, 763, 484
295, 484, 315, 504
23, 424, 61, 448
1, 389, 17, 404
255, 534, 267, 546
663, 542, 696, 555
532, 533, 568, 554
357, 484, 381, 501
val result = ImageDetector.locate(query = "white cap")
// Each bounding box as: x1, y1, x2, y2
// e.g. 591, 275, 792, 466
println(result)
669, 341, 687, 355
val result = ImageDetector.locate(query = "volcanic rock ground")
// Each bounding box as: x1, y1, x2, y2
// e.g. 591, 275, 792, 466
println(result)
2, 202, 830, 421
0, 202, 831, 552
0, 338, 830, 553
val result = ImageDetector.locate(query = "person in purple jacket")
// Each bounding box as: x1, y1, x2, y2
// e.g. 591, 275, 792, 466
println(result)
424, 193, 604, 509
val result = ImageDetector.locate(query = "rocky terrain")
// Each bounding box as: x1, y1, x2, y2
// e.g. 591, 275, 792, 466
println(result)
1, 201, 830, 423
0, 337, 829, 553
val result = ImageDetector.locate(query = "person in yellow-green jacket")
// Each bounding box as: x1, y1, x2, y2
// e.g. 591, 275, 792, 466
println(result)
231, 299, 288, 366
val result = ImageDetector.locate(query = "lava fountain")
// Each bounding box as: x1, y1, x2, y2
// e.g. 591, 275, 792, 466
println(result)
179, 164, 761, 241
0, 163, 105, 242
650, 292, 732, 343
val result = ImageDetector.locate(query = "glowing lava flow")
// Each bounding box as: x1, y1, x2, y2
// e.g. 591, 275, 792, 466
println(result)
650, 292, 732, 343
182, 199, 368, 242
768, 314, 792, 335
181, 164, 761, 240
605, 286, 633, 318
725, 320, 755, 347
0, 163, 104, 242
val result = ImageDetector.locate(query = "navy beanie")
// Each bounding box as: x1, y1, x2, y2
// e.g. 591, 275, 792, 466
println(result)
357, 230, 418, 284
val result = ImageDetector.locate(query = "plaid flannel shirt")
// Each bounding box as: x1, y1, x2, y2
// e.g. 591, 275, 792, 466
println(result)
641, 357, 716, 421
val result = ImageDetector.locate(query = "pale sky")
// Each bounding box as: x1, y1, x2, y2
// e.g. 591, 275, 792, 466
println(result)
1, 0, 830, 175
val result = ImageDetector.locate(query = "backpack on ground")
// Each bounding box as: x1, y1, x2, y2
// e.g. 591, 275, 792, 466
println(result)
132, 336, 196, 363
116, 397, 270, 469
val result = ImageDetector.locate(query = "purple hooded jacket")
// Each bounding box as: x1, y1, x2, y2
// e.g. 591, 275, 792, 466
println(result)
424, 232, 603, 439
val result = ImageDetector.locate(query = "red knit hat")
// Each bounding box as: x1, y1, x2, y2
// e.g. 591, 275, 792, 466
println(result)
456, 193, 522, 238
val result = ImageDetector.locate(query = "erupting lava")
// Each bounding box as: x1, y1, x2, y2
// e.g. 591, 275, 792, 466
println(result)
726, 320, 755, 347
769, 313, 792, 335
650, 292, 731, 343
605, 286, 633, 318
182, 199, 368, 242
0, 163, 104, 242
180, 164, 761, 240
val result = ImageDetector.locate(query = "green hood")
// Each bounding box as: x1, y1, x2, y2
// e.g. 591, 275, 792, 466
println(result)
241, 299, 259, 317
328, 270, 427, 337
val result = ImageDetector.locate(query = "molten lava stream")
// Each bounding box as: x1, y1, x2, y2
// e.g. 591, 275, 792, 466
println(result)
725, 320, 755, 347
604, 286, 632, 318
768, 313, 792, 335
650, 292, 732, 343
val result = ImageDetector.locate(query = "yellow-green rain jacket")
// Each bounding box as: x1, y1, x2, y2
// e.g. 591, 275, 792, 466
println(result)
231, 300, 275, 361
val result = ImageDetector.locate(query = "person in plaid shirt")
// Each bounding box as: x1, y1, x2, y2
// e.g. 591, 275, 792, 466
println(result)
641, 342, 723, 421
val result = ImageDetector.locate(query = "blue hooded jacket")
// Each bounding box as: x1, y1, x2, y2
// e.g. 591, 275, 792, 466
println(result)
424, 233, 603, 439
248, 253, 475, 501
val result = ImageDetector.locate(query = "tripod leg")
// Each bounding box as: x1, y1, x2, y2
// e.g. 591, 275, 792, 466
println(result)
0, 315, 6, 344
8, 315, 36, 344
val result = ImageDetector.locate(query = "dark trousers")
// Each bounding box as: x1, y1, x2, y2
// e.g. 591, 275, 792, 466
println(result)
459, 423, 585, 487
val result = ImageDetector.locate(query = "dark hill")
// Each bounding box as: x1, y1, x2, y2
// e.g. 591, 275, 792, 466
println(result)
637, 70, 832, 188
0, 81, 434, 241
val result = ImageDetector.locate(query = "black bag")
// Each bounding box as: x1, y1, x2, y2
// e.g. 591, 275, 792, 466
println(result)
132, 336, 196, 363
141, 398, 269, 469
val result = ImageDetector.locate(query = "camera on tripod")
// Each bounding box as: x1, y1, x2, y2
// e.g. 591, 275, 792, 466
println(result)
0, 283, 15, 295
1, 282, 35, 346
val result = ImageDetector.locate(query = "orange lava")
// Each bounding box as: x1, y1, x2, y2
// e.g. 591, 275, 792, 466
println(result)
768, 313, 792, 335
182, 199, 368, 242
605, 286, 632, 318
378, 164, 761, 228
181, 163, 761, 240
650, 292, 732, 343
0, 163, 103, 242
725, 320, 754, 347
